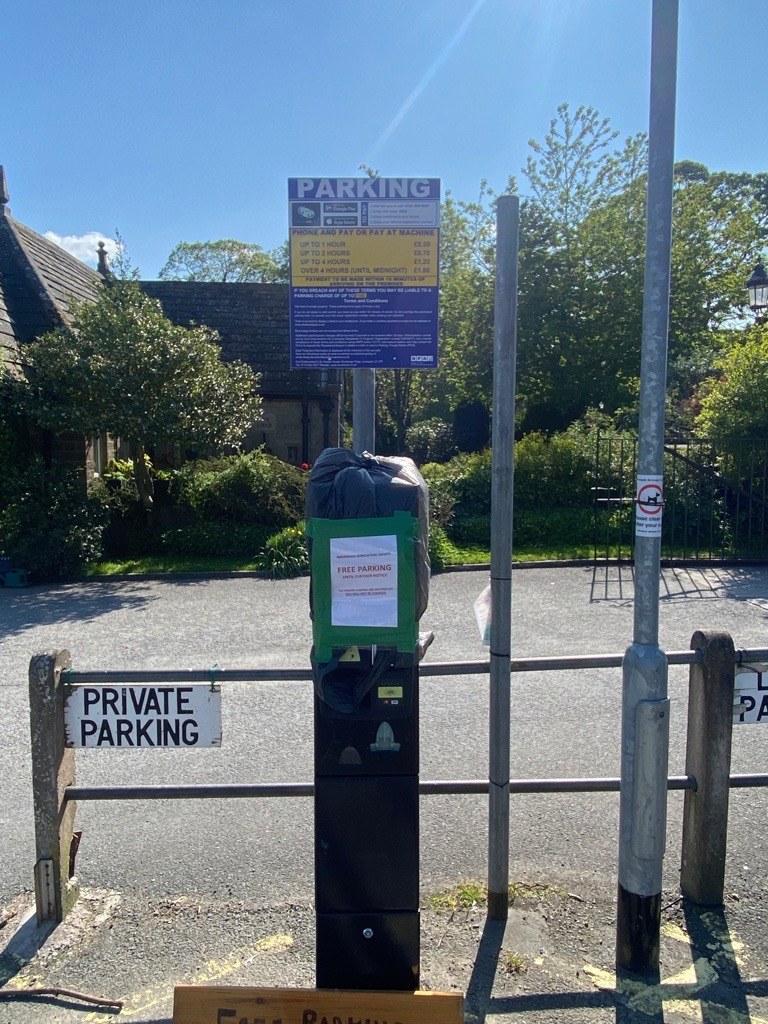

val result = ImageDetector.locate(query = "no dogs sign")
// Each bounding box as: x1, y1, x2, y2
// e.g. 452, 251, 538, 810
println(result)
64, 684, 222, 748
635, 475, 664, 537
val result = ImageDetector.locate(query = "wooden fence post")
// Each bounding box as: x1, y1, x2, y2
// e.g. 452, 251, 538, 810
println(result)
28, 650, 79, 923
680, 630, 735, 905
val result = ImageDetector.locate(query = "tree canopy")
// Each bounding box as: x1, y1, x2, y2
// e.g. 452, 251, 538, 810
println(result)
403, 104, 768, 444
12, 279, 261, 505
159, 239, 288, 283
696, 324, 768, 450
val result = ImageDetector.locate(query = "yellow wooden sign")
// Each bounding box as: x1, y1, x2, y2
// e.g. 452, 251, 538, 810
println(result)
173, 986, 464, 1024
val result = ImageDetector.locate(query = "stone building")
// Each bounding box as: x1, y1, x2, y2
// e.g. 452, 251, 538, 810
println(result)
0, 165, 340, 476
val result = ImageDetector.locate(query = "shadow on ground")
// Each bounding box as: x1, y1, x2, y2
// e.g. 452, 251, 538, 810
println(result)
589, 563, 768, 607
465, 897, 765, 1024
0, 577, 210, 641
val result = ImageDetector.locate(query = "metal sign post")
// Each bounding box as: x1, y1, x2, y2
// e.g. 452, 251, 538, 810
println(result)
353, 368, 376, 454
487, 194, 519, 920
616, 0, 679, 977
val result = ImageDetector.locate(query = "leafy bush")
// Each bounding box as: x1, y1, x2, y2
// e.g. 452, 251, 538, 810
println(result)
428, 524, 452, 573
448, 509, 595, 551
514, 430, 595, 508
513, 508, 594, 548
161, 520, 272, 558
258, 524, 309, 578
423, 424, 602, 527
422, 472, 456, 530
405, 418, 456, 464
0, 461, 107, 580
449, 515, 489, 546
173, 451, 306, 527
422, 450, 492, 518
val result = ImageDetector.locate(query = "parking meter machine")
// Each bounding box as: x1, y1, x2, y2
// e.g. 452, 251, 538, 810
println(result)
306, 448, 429, 991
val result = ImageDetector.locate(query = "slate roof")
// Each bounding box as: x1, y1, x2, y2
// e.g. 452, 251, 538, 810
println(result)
140, 280, 340, 398
0, 168, 102, 371
0, 266, 16, 372
0, 166, 338, 401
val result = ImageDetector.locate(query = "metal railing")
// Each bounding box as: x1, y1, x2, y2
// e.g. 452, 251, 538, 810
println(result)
28, 636, 768, 926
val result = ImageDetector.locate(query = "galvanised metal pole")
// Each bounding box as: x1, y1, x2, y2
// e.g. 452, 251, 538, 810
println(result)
488, 194, 519, 920
352, 368, 376, 454
616, 0, 678, 976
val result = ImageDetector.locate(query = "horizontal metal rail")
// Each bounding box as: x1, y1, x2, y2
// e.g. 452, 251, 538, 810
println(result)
59, 649, 717, 685
729, 773, 768, 788
64, 775, 706, 804
60, 647, 768, 686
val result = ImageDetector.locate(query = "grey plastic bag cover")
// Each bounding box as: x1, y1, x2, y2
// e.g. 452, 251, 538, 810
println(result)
306, 447, 430, 620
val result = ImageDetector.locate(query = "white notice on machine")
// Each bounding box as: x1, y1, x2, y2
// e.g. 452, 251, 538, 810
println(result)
330, 535, 398, 628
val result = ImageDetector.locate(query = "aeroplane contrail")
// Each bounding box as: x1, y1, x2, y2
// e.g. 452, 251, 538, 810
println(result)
369, 0, 489, 159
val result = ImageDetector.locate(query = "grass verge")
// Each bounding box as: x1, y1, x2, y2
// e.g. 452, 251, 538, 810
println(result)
87, 555, 264, 576
439, 541, 597, 565
88, 542, 601, 576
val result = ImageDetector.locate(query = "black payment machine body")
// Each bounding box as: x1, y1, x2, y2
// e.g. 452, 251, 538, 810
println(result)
306, 448, 431, 991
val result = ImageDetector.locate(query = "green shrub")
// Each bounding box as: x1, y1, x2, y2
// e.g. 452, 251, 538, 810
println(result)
423, 473, 456, 530
513, 508, 594, 548
449, 515, 489, 546
406, 418, 456, 464
0, 461, 107, 581
422, 450, 492, 519
514, 430, 595, 508
423, 425, 601, 531
448, 508, 595, 551
174, 451, 306, 527
259, 524, 309, 578
161, 520, 272, 558
428, 524, 452, 573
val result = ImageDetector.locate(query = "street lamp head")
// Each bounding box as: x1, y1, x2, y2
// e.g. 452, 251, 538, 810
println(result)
747, 261, 768, 313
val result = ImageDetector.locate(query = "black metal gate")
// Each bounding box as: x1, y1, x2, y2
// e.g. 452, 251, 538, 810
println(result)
593, 432, 768, 563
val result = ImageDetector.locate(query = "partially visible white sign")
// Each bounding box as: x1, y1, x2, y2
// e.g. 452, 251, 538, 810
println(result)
473, 583, 491, 647
635, 475, 664, 537
733, 663, 768, 724
65, 684, 222, 748
330, 534, 398, 628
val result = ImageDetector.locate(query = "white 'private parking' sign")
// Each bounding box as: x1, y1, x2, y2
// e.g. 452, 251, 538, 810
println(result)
733, 664, 768, 725
64, 684, 222, 748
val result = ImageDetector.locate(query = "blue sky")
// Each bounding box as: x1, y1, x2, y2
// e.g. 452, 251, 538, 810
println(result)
1, 1, 763, 276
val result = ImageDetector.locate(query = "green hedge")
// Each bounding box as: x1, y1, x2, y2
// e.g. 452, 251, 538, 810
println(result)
98, 450, 308, 560
421, 427, 597, 521
161, 520, 273, 558
1, 461, 107, 581
172, 451, 306, 527
448, 508, 595, 550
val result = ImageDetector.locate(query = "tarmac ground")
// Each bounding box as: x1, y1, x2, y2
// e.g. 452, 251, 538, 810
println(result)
1, 565, 767, 1022
0, 873, 766, 1024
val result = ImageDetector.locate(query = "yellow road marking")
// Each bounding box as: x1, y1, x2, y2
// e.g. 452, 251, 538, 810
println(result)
661, 921, 690, 944
83, 933, 293, 1022
583, 928, 767, 1024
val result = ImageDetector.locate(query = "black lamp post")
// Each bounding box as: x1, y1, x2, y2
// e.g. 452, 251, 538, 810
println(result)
747, 261, 768, 323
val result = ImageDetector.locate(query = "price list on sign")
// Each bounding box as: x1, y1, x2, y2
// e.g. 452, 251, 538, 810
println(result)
288, 177, 440, 369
